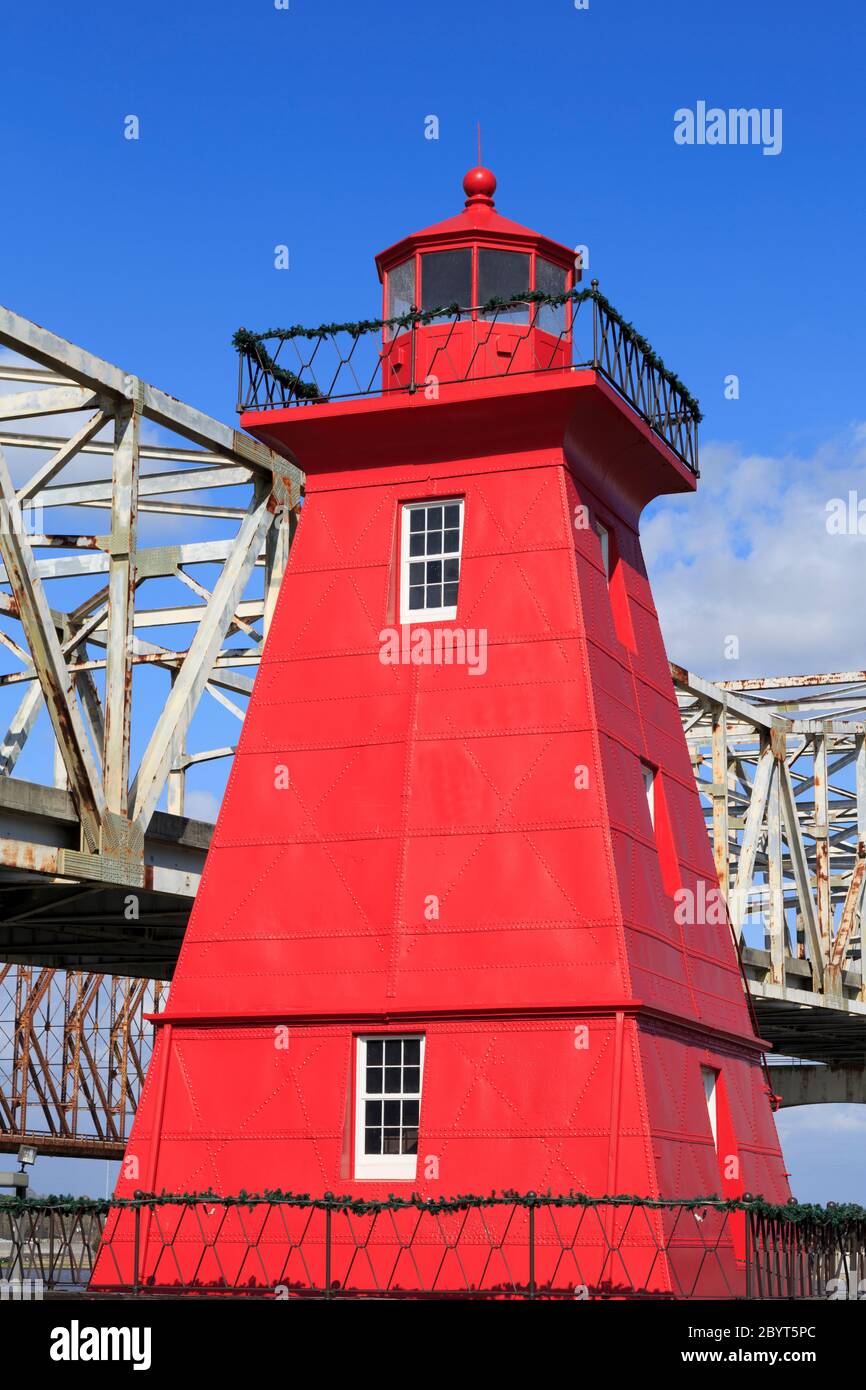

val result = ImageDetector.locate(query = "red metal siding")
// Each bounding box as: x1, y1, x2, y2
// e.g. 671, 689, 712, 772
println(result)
97, 244, 787, 1298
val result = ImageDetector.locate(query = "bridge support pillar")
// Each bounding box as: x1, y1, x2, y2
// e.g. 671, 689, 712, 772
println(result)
774, 1063, 866, 1107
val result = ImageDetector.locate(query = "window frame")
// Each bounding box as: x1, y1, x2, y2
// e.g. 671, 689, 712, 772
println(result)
476, 247, 532, 324
354, 1034, 426, 1181
535, 256, 569, 336
418, 246, 473, 315
399, 498, 464, 623
385, 257, 417, 339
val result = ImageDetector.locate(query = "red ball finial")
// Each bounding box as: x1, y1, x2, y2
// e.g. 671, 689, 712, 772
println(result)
463, 166, 496, 207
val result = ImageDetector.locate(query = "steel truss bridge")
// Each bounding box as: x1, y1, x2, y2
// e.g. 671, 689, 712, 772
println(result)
0, 308, 861, 1160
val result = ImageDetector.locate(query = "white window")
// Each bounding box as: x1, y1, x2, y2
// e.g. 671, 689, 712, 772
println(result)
594, 519, 610, 580
400, 499, 463, 623
354, 1035, 425, 1180
702, 1066, 719, 1149
642, 761, 656, 827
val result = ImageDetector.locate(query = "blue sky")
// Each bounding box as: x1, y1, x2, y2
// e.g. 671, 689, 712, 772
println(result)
1, 0, 863, 453
2, 0, 866, 1200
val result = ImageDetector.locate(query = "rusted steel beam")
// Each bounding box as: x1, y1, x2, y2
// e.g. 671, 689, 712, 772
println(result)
101, 400, 140, 819
720, 671, 866, 691
0, 1133, 125, 1159
766, 757, 786, 990
0, 452, 104, 849
0, 303, 303, 492
814, 734, 832, 969
710, 702, 729, 892
827, 842, 866, 996
0, 307, 308, 1160
16, 409, 110, 503
129, 479, 274, 832
0, 965, 165, 1158
0, 385, 98, 421
674, 665, 866, 1010
731, 739, 774, 929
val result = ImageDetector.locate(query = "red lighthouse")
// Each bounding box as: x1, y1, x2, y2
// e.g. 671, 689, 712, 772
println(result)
97, 167, 789, 1295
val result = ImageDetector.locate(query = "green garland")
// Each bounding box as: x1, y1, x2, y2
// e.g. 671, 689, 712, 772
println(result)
233, 334, 323, 402
4, 1189, 864, 1227
233, 287, 703, 424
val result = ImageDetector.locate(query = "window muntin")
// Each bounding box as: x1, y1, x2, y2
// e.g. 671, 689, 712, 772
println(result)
355, 1035, 425, 1179
536, 258, 568, 335
477, 248, 531, 324
386, 259, 416, 339
420, 248, 472, 313
400, 498, 464, 622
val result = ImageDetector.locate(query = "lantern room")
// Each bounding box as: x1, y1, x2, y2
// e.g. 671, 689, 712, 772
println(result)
376, 165, 578, 390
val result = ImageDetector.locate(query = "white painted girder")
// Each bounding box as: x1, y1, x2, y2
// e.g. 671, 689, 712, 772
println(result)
0, 304, 301, 873
675, 663, 865, 1013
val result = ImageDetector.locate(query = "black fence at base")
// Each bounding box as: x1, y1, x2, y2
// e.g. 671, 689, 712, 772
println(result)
2, 1192, 865, 1300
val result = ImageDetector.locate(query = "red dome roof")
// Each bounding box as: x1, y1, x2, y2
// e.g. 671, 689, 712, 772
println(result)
375, 167, 576, 281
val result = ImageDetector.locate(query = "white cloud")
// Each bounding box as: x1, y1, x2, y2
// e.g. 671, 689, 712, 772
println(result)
183, 788, 221, 823
777, 1103, 866, 1138
644, 425, 866, 679
775, 1104, 866, 1203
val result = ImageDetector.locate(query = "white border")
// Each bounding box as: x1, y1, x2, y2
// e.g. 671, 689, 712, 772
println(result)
399, 499, 464, 625
354, 1034, 426, 1181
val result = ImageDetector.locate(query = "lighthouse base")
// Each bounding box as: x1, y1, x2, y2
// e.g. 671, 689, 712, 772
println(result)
92, 1007, 783, 1297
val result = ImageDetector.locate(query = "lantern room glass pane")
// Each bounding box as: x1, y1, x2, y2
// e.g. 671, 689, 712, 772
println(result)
420, 248, 472, 314
477, 249, 530, 323
536, 258, 568, 335
386, 259, 415, 339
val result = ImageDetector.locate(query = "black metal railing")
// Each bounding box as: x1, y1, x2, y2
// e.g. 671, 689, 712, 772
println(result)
745, 1205, 866, 1300
234, 288, 701, 476
3, 1192, 863, 1299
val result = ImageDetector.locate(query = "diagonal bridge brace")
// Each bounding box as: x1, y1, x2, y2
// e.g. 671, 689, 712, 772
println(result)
0, 445, 105, 850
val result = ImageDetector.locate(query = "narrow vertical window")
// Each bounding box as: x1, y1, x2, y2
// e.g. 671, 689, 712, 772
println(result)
594, 519, 610, 580
354, 1035, 425, 1179
702, 1066, 719, 1149
642, 760, 656, 828
642, 761, 681, 896
400, 498, 464, 622
592, 515, 637, 651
